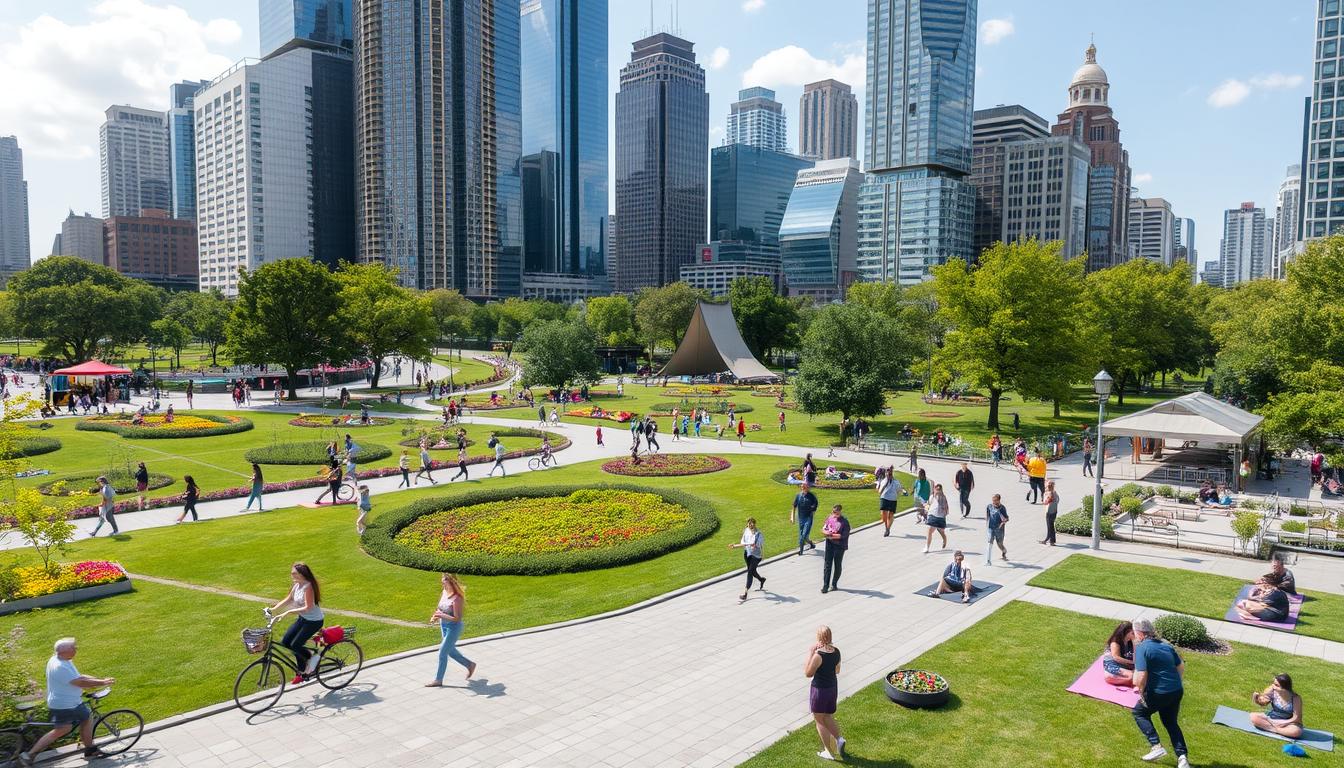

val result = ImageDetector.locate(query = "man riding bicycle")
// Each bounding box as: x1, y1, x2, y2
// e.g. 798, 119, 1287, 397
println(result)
18, 637, 115, 766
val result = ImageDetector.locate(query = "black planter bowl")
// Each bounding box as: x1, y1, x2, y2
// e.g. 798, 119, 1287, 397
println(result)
884, 669, 950, 709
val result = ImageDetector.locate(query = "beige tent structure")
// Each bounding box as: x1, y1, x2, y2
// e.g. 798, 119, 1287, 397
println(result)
1101, 391, 1263, 488
658, 301, 778, 382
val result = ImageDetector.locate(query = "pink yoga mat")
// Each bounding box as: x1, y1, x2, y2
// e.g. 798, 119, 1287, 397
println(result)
1067, 655, 1140, 708
1224, 585, 1304, 632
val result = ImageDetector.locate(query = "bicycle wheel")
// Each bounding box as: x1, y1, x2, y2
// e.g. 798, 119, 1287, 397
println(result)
316, 639, 363, 690
0, 728, 25, 767
527, 457, 541, 471
92, 709, 143, 755
233, 658, 286, 713
336, 482, 354, 502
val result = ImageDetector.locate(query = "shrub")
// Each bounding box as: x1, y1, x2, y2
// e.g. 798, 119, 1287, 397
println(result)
1117, 496, 1145, 518
770, 465, 875, 490
37, 471, 173, 496
362, 484, 719, 576
1154, 614, 1209, 648
1176, 492, 1198, 504
0, 436, 62, 459
1288, 505, 1312, 517
289, 414, 395, 428
601, 454, 730, 477
649, 401, 753, 415
1155, 485, 1175, 498
76, 413, 252, 439
1054, 508, 1115, 539
244, 441, 392, 466
1280, 520, 1307, 534
1231, 510, 1262, 553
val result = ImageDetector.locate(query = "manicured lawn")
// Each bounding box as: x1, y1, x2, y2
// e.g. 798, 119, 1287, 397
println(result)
431, 353, 505, 386
5, 340, 235, 370
742, 601, 1344, 767
1028, 554, 1344, 644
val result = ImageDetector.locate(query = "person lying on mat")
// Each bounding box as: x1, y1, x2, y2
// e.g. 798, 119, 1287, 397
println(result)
929, 551, 973, 603
1202, 484, 1235, 509
1268, 554, 1297, 596
1102, 621, 1136, 686
1250, 673, 1304, 739
1236, 573, 1291, 623
1197, 480, 1217, 505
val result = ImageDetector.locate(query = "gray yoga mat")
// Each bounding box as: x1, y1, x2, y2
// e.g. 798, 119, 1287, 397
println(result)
915, 581, 1002, 604
1211, 705, 1334, 752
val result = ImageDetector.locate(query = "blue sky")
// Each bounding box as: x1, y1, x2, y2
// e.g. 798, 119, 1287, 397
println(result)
0, 1, 1314, 271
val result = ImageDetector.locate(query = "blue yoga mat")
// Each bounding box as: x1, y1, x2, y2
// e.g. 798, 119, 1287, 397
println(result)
1211, 705, 1334, 752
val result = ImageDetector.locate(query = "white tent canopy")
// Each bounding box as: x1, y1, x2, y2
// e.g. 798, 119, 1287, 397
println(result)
658, 301, 778, 382
1101, 391, 1263, 445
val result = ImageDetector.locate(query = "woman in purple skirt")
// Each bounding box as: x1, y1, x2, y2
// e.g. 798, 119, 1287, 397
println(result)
805, 625, 844, 761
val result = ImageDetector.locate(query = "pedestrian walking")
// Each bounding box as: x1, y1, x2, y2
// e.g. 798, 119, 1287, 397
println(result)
985, 494, 1010, 564
425, 573, 476, 685
737, 416, 746, 446
185, 379, 193, 410
355, 486, 372, 535
1083, 437, 1095, 477
451, 447, 469, 482
537, 404, 546, 426
791, 482, 819, 555
175, 475, 199, 523
820, 504, 850, 593
989, 434, 1003, 467
90, 476, 118, 537
805, 626, 845, 761
314, 459, 343, 505
952, 461, 975, 517
1130, 618, 1190, 768
912, 468, 931, 523
1040, 479, 1059, 545
415, 445, 437, 485
1026, 450, 1048, 503
923, 483, 950, 553
488, 437, 507, 476
595, 424, 604, 446
876, 465, 904, 537
907, 443, 919, 472
778, 410, 786, 431
133, 461, 149, 511
16, 637, 116, 766
398, 450, 411, 488
728, 518, 766, 602
243, 463, 265, 512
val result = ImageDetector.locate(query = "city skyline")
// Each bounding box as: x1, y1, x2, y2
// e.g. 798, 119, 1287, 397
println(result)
0, 0, 1317, 279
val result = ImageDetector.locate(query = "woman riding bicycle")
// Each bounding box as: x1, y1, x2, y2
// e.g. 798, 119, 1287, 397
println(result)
266, 563, 325, 683
540, 435, 553, 465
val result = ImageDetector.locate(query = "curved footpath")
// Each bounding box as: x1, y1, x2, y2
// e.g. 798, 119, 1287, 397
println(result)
7, 389, 1344, 767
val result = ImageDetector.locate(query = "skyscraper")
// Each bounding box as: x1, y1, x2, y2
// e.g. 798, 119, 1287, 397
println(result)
1127, 197, 1176, 265
0, 136, 29, 277
1051, 43, 1131, 272
168, 80, 210, 221
1304, 0, 1342, 242
57, 211, 105, 265
708, 144, 812, 249
726, 87, 787, 152
355, 0, 522, 296
104, 208, 199, 291
520, 0, 609, 301
99, 105, 170, 218
1000, 136, 1090, 257
614, 33, 708, 292
969, 105, 1050, 257
260, 0, 352, 58
857, 0, 978, 284
1273, 164, 1302, 278
799, 79, 857, 161
780, 158, 863, 302
1174, 216, 1197, 279
1219, 202, 1268, 287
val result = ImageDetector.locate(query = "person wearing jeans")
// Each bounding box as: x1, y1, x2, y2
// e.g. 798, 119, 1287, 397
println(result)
820, 505, 851, 594
1040, 480, 1060, 545
791, 483, 819, 555
268, 563, 325, 683
985, 495, 1009, 564
90, 476, 118, 537
426, 573, 476, 685
728, 518, 766, 602
243, 463, 265, 512
1131, 618, 1190, 768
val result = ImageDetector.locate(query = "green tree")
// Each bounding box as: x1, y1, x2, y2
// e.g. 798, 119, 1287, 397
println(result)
469, 304, 498, 345
728, 276, 799, 360
148, 317, 192, 370
224, 259, 352, 400
0, 291, 15, 342
426, 288, 474, 354
517, 320, 602, 390
586, 295, 638, 346
1260, 363, 1344, 463
933, 240, 1092, 428
7, 257, 160, 362
167, 289, 231, 366
634, 282, 703, 361
1206, 279, 1289, 408
335, 263, 436, 387
794, 303, 909, 424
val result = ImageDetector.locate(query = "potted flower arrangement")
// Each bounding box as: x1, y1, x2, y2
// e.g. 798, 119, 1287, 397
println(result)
884, 669, 949, 708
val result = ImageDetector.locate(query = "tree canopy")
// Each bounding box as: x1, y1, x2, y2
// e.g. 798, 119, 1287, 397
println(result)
794, 302, 909, 423
517, 319, 602, 390
165, 289, 231, 366
634, 282, 703, 360
336, 263, 436, 387
8, 257, 160, 363
585, 295, 638, 346
728, 276, 799, 360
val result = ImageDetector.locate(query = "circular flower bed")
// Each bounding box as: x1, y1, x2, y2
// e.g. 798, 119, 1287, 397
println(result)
3, 561, 128, 602
1, 436, 62, 459
38, 471, 174, 496
289, 414, 395, 428
565, 406, 634, 422
771, 465, 874, 490
601, 454, 730, 477
362, 485, 719, 576
918, 411, 961, 419
244, 441, 393, 466
76, 413, 252, 439
649, 402, 753, 415
885, 669, 950, 708
398, 432, 477, 450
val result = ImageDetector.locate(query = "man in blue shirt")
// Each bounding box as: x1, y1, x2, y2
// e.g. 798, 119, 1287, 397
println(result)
985, 494, 1009, 565
19, 637, 115, 765
1131, 618, 1190, 768
791, 482, 819, 555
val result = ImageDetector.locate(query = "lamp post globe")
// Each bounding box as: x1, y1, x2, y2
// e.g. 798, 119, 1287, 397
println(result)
1091, 370, 1112, 549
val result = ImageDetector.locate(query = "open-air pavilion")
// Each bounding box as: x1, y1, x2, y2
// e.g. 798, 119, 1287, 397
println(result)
1101, 391, 1263, 490
658, 301, 779, 383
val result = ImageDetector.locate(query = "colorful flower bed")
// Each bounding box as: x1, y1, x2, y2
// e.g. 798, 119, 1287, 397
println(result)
37, 471, 173, 496
289, 414, 394, 428
666, 385, 727, 397
398, 431, 477, 450
363, 484, 718, 575
75, 413, 252, 439
244, 441, 393, 466
649, 402, 753, 415
2, 561, 128, 602
887, 669, 948, 694
565, 407, 635, 422
601, 454, 730, 477
771, 465, 874, 490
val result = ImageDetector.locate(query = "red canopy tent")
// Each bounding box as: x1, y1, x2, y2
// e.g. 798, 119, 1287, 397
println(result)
51, 360, 132, 377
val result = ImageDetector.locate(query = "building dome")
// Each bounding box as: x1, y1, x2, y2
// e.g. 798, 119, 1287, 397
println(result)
1068, 43, 1109, 108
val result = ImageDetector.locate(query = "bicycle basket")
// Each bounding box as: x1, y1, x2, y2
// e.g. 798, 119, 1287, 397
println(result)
241, 628, 271, 654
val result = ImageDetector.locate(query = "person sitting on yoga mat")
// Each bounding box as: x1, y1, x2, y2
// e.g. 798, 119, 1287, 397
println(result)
929, 551, 973, 603
1250, 673, 1304, 739
1102, 621, 1136, 686
1236, 573, 1291, 622
1268, 554, 1297, 596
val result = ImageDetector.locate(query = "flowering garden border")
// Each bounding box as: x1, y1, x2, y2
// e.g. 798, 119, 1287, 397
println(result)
601, 454, 730, 477
0, 561, 131, 615
361, 484, 718, 576
75, 413, 253, 439
770, 465, 875, 490
38, 472, 174, 496
288, 414, 395, 428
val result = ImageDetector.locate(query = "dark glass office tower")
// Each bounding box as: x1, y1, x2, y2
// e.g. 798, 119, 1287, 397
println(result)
168, 80, 209, 221
709, 144, 812, 250
520, 0, 608, 291
260, 0, 353, 58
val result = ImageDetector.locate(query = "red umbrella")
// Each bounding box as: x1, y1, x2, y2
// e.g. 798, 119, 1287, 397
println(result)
51, 360, 132, 376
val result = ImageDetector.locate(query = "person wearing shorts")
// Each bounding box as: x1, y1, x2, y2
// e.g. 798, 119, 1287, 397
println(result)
923, 484, 949, 553
18, 638, 114, 765
876, 466, 903, 537
805, 625, 844, 761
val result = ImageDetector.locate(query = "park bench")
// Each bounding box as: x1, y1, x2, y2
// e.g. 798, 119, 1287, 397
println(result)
1134, 509, 1182, 535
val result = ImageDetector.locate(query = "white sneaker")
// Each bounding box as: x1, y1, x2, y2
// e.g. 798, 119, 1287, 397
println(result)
816, 749, 835, 761
1141, 745, 1167, 762
836, 737, 846, 757
1177, 756, 1190, 768
304, 654, 320, 675
922, 546, 929, 554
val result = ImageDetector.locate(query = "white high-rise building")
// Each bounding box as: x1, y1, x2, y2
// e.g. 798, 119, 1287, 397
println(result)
726, 87, 787, 153
99, 106, 170, 218
1218, 202, 1268, 287
1272, 164, 1302, 279
1127, 197, 1176, 265
0, 136, 29, 277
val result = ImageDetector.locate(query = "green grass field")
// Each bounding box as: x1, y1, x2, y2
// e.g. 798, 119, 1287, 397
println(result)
742, 601, 1344, 767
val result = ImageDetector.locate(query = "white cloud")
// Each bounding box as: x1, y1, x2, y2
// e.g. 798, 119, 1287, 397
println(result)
1132, 172, 1153, 186
979, 18, 1014, 45
708, 46, 731, 70
1207, 72, 1305, 108
1249, 72, 1304, 90
741, 45, 865, 91
0, 0, 241, 159
742, 0, 766, 12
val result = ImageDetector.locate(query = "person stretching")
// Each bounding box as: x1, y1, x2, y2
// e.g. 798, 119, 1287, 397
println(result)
930, 551, 973, 603
1236, 573, 1291, 623
1102, 621, 1136, 687
1250, 673, 1304, 739
727, 518, 766, 603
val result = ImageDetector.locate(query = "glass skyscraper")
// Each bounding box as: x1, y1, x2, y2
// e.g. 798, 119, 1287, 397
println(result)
857, 0, 977, 284
355, 0, 522, 296
520, 0, 607, 289
0, 136, 29, 277
260, 0, 352, 58
780, 158, 863, 302
168, 80, 209, 221
1305, 0, 1343, 242
709, 144, 812, 249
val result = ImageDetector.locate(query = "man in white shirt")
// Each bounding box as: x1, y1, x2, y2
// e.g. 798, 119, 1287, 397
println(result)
19, 637, 115, 765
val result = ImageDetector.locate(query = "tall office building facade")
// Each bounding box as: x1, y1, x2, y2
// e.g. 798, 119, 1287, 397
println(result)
969, 105, 1050, 257
613, 33, 708, 291
799, 80, 858, 161
1218, 202, 1268, 287
1273, 164, 1302, 278
57, 211, 105, 265
780, 158, 863, 302
260, 0, 352, 58
708, 144, 812, 250
1000, 136, 1090, 257
99, 106, 170, 218
1305, 0, 1344, 242
355, 0, 522, 296
857, 0, 978, 285
520, 0, 608, 300
168, 80, 210, 221
1051, 43, 1131, 272
1174, 216, 1197, 278
1127, 197, 1176, 265
0, 136, 29, 277
726, 87, 787, 152
104, 208, 199, 291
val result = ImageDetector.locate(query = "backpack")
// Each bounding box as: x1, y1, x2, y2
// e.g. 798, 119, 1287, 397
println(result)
487, 436, 498, 449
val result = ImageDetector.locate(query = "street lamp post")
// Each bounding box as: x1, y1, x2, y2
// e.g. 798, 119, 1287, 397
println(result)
1091, 370, 1113, 550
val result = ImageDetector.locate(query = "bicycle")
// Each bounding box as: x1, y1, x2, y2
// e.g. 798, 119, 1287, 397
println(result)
232, 611, 363, 714
528, 452, 557, 471
334, 475, 358, 503
0, 687, 143, 764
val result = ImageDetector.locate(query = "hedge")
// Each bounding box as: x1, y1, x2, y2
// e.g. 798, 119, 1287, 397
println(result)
1054, 508, 1116, 539
244, 441, 393, 466
649, 402, 753, 415
1, 436, 62, 459
361, 483, 719, 576
75, 414, 253, 439
769, 465, 874, 490
38, 471, 174, 496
